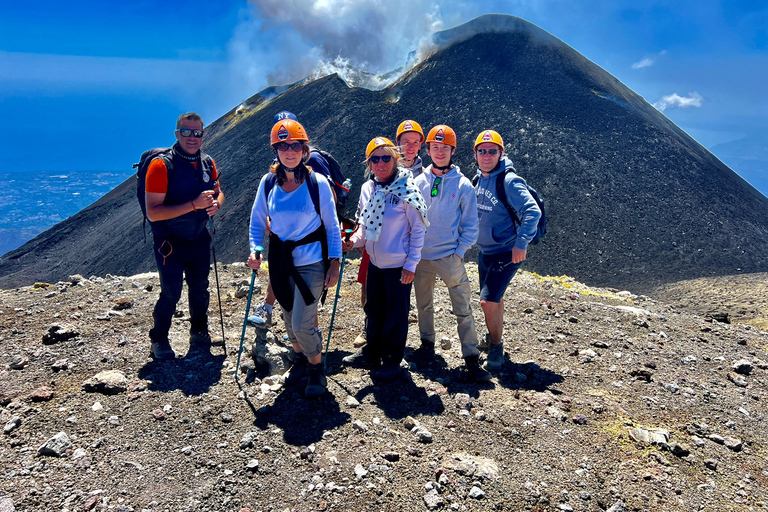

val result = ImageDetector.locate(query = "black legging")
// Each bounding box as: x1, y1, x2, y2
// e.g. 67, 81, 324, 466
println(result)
364, 263, 412, 368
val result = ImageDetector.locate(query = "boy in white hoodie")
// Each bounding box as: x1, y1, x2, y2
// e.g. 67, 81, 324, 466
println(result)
409, 125, 491, 382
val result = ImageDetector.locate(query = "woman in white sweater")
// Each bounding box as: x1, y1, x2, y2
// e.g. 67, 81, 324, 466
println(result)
248, 119, 342, 397
343, 137, 428, 381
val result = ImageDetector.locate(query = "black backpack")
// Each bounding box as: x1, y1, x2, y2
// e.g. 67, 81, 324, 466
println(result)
309, 148, 350, 210
134, 148, 173, 240
474, 169, 547, 245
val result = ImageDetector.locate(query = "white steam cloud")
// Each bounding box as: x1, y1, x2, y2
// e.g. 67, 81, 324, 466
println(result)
229, 0, 446, 94
653, 92, 703, 111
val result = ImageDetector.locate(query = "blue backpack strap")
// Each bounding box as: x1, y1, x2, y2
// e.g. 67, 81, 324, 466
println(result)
306, 171, 321, 216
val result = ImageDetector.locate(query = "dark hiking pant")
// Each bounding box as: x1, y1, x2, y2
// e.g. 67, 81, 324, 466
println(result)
149, 230, 210, 342
364, 263, 412, 368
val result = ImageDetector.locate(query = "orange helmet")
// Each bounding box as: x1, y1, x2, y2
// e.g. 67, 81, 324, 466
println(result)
425, 125, 457, 148
474, 130, 504, 151
396, 120, 424, 143
270, 119, 309, 146
365, 137, 396, 160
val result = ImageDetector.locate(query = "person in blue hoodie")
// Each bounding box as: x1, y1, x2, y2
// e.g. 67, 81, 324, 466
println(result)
342, 137, 428, 381
408, 125, 491, 382
473, 130, 541, 372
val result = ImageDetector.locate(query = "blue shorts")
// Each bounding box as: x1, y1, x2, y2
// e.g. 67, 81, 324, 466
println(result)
478, 250, 521, 303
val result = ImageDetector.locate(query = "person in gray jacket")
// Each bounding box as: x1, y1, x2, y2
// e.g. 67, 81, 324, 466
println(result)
408, 125, 491, 382
473, 130, 541, 372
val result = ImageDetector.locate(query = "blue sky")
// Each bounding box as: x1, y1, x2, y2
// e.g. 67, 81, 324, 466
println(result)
1, 0, 766, 189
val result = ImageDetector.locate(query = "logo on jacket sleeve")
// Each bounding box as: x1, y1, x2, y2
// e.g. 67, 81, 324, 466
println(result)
434, 129, 445, 142
277, 125, 289, 140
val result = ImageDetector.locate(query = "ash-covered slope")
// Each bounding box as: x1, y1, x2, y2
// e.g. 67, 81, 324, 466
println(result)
2, 14, 767, 291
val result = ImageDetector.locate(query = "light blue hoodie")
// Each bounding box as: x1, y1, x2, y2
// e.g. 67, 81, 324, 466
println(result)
414, 164, 478, 260
475, 157, 541, 255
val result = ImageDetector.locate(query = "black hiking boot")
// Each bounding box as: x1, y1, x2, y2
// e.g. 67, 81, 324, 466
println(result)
284, 352, 308, 386
187, 331, 213, 358
150, 340, 176, 360
406, 341, 435, 364
304, 362, 327, 397
464, 355, 492, 382
342, 345, 369, 368
373, 362, 402, 382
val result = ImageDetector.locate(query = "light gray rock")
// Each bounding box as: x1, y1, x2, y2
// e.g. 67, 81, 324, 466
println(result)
246, 459, 259, 472
454, 393, 473, 411
723, 437, 743, 451
8, 355, 28, 370
606, 500, 627, 512
423, 489, 444, 510
727, 372, 748, 387
403, 416, 420, 430
239, 431, 259, 449
353, 420, 369, 432
547, 406, 567, 421
469, 486, 485, 499
354, 464, 368, 479
4, 417, 21, 434
82, 370, 128, 394
38, 431, 72, 457
412, 425, 433, 443
253, 331, 291, 376
0, 496, 15, 512
629, 427, 669, 445
446, 453, 500, 481
346, 396, 360, 408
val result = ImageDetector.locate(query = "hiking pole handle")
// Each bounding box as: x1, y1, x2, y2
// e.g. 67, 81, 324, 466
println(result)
234, 269, 257, 381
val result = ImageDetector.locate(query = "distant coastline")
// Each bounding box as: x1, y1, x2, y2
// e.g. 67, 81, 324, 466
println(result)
0, 170, 131, 257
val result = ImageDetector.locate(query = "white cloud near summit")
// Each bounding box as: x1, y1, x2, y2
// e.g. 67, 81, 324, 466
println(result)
653, 92, 703, 111
632, 50, 667, 69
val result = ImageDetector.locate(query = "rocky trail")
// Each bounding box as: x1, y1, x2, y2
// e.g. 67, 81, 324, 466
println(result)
1, 261, 767, 512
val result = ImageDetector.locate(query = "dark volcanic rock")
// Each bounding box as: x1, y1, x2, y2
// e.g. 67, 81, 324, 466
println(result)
1, 14, 767, 295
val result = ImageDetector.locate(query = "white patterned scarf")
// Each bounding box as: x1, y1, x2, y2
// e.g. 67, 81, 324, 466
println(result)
359, 168, 429, 242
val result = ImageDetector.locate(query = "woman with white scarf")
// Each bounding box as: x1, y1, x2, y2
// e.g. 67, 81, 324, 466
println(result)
343, 137, 429, 381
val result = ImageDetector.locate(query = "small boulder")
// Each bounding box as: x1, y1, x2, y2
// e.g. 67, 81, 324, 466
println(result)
82, 370, 128, 395
38, 431, 72, 457
42, 323, 79, 345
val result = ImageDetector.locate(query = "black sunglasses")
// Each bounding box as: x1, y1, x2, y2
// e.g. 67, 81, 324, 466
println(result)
370, 155, 392, 164
274, 141, 305, 152
431, 176, 442, 197
476, 148, 499, 155
178, 128, 204, 138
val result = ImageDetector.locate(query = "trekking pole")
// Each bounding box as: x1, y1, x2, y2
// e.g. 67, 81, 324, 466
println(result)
234, 246, 262, 381
208, 218, 226, 351
323, 228, 354, 372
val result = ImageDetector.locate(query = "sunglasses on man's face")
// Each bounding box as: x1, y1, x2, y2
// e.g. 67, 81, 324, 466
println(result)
431, 176, 442, 197
476, 148, 499, 155
274, 141, 305, 152
370, 155, 392, 164
178, 128, 204, 138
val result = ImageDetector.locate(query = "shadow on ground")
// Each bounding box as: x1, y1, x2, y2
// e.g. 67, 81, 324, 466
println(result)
138, 348, 226, 396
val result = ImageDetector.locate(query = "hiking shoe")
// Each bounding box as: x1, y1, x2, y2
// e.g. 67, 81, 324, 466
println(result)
372, 363, 402, 382
284, 352, 308, 386
353, 329, 367, 348
187, 331, 213, 358
464, 355, 492, 382
486, 342, 504, 372
304, 362, 327, 397
342, 346, 369, 368
247, 302, 273, 328
150, 340, 176, 360
406, 341, 435, 364
477, 332, 491, 351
